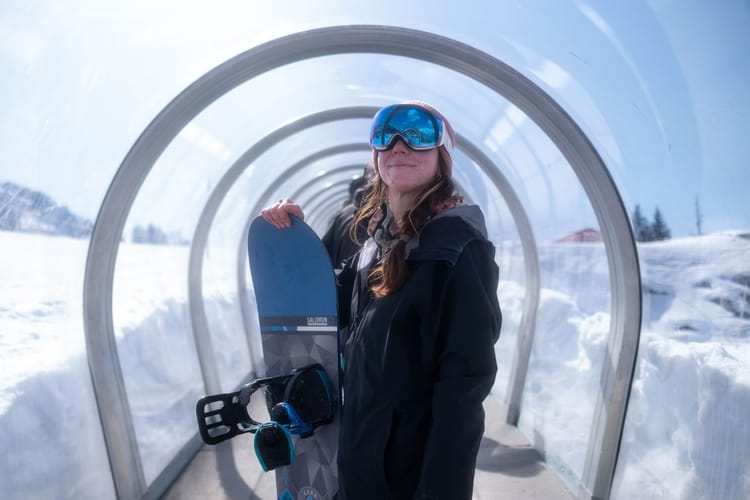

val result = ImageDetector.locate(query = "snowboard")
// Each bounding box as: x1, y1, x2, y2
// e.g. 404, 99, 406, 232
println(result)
247, 215, 340, 500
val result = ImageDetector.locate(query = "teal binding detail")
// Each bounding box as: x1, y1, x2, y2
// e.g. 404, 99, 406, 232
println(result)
253, 422, 294, 472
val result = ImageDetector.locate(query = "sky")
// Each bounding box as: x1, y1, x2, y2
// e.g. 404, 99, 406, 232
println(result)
0, 0, 748, 241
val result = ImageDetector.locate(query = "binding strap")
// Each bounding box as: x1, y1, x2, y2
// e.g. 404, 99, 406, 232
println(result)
195, 364, 335, 470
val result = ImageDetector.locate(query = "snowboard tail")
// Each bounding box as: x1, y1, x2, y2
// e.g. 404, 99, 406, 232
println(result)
195, 215, 341, 498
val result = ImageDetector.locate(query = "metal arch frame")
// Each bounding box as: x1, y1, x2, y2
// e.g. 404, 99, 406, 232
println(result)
292, 176, 361, 227
306, 192, 352, 233
82, 25, 640, 500
298, 185, 352, 231
288, 165, 365, 234
288, 163, 365, 203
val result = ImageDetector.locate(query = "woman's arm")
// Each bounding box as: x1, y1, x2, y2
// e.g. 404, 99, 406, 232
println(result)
416, 240, 502, 500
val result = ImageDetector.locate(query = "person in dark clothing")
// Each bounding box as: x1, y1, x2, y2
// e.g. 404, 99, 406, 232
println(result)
261, 101, 501, 500
321, 172, 370, 267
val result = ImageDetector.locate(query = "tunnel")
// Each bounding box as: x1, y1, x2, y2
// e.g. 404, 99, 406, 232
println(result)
1, 2, 749, 499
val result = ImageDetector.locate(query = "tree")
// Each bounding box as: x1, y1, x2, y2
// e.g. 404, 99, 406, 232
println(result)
651, 206, 672, 241
631, 204, 672, 242
132, 224, 168, 244
631, 204, 651, 242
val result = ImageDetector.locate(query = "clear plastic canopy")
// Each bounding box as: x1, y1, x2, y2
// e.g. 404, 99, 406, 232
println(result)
1, 1, 749, 499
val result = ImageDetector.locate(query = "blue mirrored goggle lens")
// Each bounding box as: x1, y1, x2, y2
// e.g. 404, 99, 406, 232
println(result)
369, 105, 444, 150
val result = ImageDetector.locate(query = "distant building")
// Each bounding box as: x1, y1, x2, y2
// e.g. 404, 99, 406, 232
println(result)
556, 228, 603, 243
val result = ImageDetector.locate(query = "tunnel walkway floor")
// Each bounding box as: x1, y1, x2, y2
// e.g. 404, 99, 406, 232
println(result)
164, 397, 573, 499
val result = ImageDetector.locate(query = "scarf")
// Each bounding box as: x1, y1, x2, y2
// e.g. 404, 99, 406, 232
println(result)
368, 203, 406, 256
366, 194, 464, 257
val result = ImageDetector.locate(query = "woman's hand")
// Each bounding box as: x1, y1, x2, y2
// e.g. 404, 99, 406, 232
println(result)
260, 199, 305, 228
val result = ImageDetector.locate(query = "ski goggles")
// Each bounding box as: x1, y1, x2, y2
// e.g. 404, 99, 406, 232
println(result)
196, 364, 335, 470
369, 104, 453, 153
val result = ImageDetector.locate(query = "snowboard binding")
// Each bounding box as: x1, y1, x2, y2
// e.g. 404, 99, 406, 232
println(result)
195, 363, 335, 471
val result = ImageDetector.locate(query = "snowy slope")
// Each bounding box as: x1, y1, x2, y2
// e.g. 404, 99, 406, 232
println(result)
0, 230, 748, 499
613, 232, 750, 500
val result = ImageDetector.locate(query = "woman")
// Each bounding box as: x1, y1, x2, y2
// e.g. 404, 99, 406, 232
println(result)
262, 102, 501, 500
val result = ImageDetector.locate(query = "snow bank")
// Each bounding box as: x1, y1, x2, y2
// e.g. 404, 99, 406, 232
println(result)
1, 230, 748, 499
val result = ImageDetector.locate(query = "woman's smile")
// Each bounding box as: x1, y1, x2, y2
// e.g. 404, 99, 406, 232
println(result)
377, 139, 440, 198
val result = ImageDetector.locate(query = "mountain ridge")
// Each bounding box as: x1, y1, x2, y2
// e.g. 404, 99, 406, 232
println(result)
0, 181, 93, 238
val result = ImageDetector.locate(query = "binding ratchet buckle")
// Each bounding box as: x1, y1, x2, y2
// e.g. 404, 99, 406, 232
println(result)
195, 363, 335, 471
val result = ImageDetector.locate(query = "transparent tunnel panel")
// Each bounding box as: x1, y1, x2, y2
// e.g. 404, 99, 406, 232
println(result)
487, 101, 611, 491
606, 3, 750, 499
111, 117, 229, 483
111, 241, 204, 484
448, 147, 526, 403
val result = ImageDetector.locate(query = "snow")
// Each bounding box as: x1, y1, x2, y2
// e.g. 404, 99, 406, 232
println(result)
0, 232, 88, 413
494, 232, 750, 499
1, 230, 749, 499
611, 232, 750, 500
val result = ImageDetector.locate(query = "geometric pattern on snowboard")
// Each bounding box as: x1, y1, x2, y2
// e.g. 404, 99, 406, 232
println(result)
248, 215, 340, 500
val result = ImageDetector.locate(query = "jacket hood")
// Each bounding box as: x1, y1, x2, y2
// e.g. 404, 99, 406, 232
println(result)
428, 204, 488, 238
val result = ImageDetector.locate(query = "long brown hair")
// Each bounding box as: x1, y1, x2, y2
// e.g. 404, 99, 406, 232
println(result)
351, 149, 456, 297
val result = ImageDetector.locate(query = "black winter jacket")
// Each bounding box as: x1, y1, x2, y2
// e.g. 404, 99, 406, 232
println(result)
335, 205, 502, 500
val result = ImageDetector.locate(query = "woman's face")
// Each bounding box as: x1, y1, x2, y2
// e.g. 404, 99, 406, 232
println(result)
376, 138, 440, 197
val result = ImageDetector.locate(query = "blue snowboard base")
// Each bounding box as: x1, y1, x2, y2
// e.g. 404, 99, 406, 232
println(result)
248, 215, 340, 500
